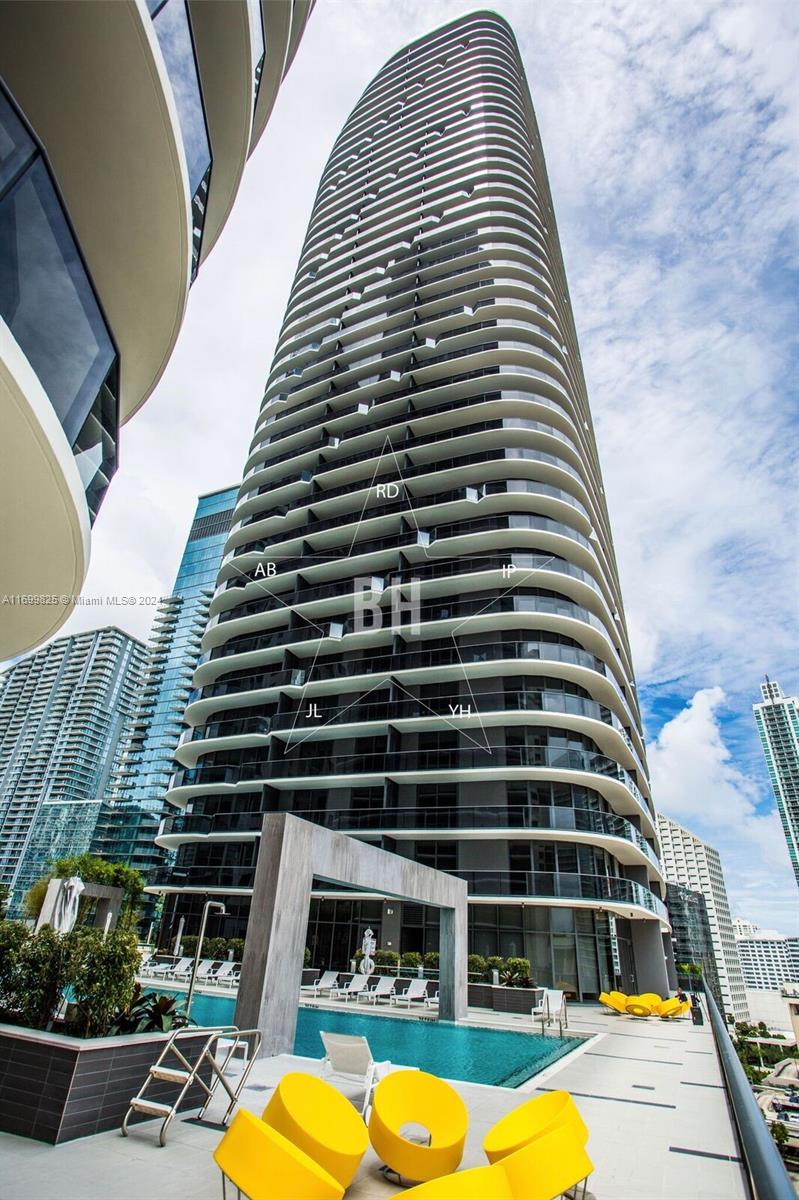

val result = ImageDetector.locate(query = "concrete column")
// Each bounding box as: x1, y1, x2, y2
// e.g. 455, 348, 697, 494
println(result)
631, 920, 670, 996
663, 931, 678, 991
439, 903, 468, 1022
234, 817, 313, 1056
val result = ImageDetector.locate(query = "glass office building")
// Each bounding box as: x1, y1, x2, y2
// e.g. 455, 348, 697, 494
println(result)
0, 628, 145, 915
754, 679, 799, 889
666, 882, 723, 1010
156, 11, 669, 999
92, 487, 238, 885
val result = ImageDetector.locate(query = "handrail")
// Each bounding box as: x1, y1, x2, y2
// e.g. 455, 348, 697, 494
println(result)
703, 985, 794, 1200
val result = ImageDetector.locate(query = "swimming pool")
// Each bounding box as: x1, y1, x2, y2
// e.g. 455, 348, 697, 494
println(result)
156, 990, 577, 1088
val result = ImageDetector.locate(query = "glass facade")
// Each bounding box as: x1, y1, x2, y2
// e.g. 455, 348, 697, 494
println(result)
0, 629, 144, 915
92, 488, 237, 885
753, 679, 799, 888
148, 0, 212, 276
157, 13, 667, 998
0, 81, 119, 521
666, 882, 723, 1010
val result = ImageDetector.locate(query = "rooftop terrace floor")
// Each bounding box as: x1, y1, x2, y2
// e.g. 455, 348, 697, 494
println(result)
3, 1005, 748, 1200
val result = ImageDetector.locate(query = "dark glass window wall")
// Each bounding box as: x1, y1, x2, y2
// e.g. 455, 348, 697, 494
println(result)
0, 82, 118, 521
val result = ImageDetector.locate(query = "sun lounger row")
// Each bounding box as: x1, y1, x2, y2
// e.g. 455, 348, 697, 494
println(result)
300, 972, 436, 1007
599, 989, 691, 1018
213, 1058, 593, 1200
139, 955, 241, 986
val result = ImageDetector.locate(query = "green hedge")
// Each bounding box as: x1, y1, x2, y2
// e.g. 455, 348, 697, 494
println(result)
0, 919, 139, 1037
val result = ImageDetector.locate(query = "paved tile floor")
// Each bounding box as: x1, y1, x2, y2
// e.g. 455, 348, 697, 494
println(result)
2, 1005, 748, 1200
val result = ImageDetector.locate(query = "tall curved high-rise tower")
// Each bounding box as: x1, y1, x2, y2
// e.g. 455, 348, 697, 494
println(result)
157, 10, 669, 999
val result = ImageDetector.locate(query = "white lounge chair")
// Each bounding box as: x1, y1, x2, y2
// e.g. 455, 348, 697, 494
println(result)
210, 961, 237, 986
532, 988, 566, 1028
143, 956, 184, 978
301, 970, 339, 997
320, 1031, 389, 1117
329, 974, 369, 1002
357, 975, 396, 1004
423, 990, 439, 1010
390, 978, 429, 1007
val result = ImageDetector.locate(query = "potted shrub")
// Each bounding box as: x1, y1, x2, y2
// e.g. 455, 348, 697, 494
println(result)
467, 954, 487, 978
0, 919, 212, 1144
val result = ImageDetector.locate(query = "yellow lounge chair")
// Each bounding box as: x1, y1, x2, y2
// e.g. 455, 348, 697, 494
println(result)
625, 995, 653, 1018
658, 997, 683, 1019
261, 1071, 368, 1189
638, 992, 663, 1013
369, 1069, 468, 1184
213, 1109, 343, 1200
405, 1121, 594, 1200
599, 990, 627, 1014
482, 1089, 588, 1165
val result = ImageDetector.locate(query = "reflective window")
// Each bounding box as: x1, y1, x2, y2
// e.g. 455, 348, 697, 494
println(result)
0, 84, 118, 520
149, 0, 212, 276
247, 0, 266, 105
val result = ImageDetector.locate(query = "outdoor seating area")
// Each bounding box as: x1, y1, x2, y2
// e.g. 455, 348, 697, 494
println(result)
140, 955, 242, 989
598, 990, 691, 1020
0, 1003, 751, 1200
214, 1069, 592, 1199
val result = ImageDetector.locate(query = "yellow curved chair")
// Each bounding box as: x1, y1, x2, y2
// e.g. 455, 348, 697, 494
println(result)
262, 1071, 368, 1189
405, 1121, 593, 1200
680, 1000, 693, 1016
482, 1089, 588, 1164
402, 1164, 511, 1199
213, 1109, 344, 1200
638, 992, 663, 1013
658, 997, 683, 1019
368, 1069, 468, 1183
625, 995, 653, 1017
600, 990, 628, 1014
502, 1122, 594, 1200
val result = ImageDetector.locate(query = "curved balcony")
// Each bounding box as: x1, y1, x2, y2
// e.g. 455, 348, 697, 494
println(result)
147, 860, 666, 925
157, 803, 661, 879
174, 683, 647, 787
167, 744, 651, 831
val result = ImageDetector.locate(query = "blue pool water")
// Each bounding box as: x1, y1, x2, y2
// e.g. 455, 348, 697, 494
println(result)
157, 991, 576, 1088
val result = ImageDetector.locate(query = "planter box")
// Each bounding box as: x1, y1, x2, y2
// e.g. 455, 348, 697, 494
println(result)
467, 983, 494, 1008
466, 984, 542, 1014
491, 986, 540, 1015
0, 1022, 214, 1144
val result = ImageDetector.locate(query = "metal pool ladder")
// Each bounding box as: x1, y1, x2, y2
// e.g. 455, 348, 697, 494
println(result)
122, 1024, 262, 1146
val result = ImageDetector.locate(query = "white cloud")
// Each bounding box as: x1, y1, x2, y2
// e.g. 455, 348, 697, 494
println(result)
648, 687, 798, 933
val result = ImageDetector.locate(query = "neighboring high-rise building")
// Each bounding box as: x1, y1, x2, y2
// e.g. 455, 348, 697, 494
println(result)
0, 627, 145, 914
753, 679, 799, 889
657, 815, 749, 1020
92, 487, 238, 884
155, 11, 669, 1000
666, 883, 723, 1010
0, 0, 314, 660
732, 919, 799, 991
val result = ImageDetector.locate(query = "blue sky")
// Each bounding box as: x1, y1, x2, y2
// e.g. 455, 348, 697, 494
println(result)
54, 0, 799, 930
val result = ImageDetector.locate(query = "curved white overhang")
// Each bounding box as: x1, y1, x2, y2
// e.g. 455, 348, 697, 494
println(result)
0, 0, 191, 424
189, 0, 254, 266
0, 320, 90, 659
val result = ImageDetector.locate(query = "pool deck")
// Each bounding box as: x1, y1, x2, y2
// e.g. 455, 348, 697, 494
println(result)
2, 1005, 748, 1200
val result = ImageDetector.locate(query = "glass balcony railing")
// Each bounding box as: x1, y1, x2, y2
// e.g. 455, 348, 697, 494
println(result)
149, 860, 665, 918
0, 82, 118, 521
157, 802, 660, 869
170, 745, 646, 817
